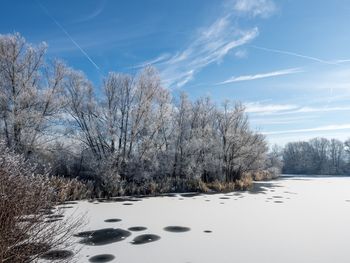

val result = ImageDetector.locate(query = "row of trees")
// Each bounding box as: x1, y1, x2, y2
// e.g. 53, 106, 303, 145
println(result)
282, 138, 350, 175
0, 33, 279, 194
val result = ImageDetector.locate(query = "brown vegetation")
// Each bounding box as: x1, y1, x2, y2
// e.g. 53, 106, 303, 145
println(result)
0, 144, 81, 263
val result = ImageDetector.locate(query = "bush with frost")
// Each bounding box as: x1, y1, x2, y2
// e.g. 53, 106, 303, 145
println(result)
0, 142, 80, 263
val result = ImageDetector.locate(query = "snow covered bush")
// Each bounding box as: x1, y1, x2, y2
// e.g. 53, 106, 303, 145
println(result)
0, 142, 80, 262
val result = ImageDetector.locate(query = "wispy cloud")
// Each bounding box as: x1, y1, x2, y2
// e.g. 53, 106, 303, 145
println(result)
133, 0, 278, 88
245, 102, 350, 116
158, 17, 259, 87
234, 49, 248, 58
334, 59, 350, 63
74, 0, 106, 23
268, 105, 350, 116
263, 123, 350, 135
251, 45, 350, 65
130, 53, 171, 69
218, 67, 301, 84
293, 106, 350, 114
245, 102, 298, 114
251, 115, 317, 125
232, 0, 276, 18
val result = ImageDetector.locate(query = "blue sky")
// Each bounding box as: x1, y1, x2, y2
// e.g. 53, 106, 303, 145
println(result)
1, 0, 350, 145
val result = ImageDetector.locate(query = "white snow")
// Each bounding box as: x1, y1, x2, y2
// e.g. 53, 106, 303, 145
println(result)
66, 177, 350, 263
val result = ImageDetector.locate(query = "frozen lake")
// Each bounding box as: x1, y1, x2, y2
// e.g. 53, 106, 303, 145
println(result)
63, 177, 350, 263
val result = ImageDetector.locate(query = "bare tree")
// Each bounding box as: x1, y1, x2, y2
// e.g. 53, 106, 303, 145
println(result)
283, 137, 349, 175
217, 101, 266, 181
0, 33, 65, 154
329, 139, 344, 174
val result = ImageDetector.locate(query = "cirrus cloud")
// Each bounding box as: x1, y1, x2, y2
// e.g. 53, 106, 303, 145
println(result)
232, 0, 277, 18
217, 67, 302, 85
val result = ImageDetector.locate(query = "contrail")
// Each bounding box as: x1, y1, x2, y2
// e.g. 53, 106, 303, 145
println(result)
250, 45, 338, 65
35, 0, 102, 72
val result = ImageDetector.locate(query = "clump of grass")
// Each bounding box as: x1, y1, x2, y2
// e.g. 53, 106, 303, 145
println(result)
120, 177, 207, 196
235, 175, 253, 190
52, 169, 278, 200
244, 170, 279, 182
46, 176, 93, 202
205, 180, 236, 193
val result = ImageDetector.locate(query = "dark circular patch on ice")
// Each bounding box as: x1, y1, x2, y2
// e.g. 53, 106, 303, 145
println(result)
180, 193, 201, 198
77, 228, 131, 246
123, 203, 133, 206
40, 250, 74, 260
131, 234, 161, 245
219, 197, 230, 199
128, 226, 147, 231
164, 226, 190, 232
273, 196, 283, 199
45, 218, 63, 223
61, 201, 78, 205
204, 230, 212, 233
104, 218, 122, 223
59, 206, 74, 209
46, 214, 64, 219
98, 197, 141, 203
89, 254, 115, 262
18, 216, 43, 223
159, 193, 177, 197
274, 200, 284, 203
40, 209, 55, 215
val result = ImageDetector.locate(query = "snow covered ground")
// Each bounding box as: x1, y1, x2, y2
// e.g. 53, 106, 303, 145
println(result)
64, 177, 350, 263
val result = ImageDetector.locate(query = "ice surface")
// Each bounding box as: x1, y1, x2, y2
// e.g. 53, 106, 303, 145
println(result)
66, 177, 350, 263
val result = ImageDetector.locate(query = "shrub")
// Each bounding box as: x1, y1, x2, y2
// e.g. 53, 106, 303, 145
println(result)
0, 143, 81, 262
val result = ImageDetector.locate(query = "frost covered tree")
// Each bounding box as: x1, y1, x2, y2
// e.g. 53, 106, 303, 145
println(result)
64, 69, 104, 160
329, 139, 345, 174
282, 137, 349, 175
187, 97, 219, 182
265, 144, 283, 177
0, 33, 279, 195
171, 92, 194, 178
0, 33, 65, 154
217, 101, 267, 181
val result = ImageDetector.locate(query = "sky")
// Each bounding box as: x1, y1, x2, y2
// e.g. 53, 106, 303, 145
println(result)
1, 0, 350, 145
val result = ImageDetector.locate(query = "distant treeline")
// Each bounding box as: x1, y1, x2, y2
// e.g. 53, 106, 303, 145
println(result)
282, 138, 350, 175
0, 33, 281, 197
